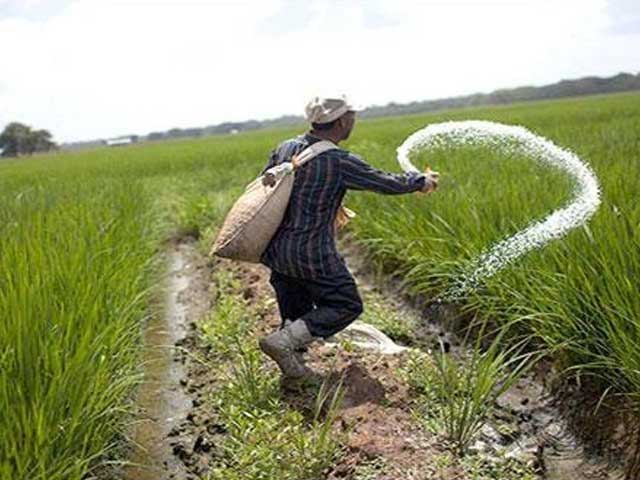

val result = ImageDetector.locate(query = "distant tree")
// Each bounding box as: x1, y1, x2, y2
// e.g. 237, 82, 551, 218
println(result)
147, 132, 165, 141
0, 122, 30, 157
0, 122, 57, 157
30, 129, 56, 153
167, 128, 183, 138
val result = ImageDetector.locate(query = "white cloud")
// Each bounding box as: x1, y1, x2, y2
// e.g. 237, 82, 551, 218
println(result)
0, 0, 637, 142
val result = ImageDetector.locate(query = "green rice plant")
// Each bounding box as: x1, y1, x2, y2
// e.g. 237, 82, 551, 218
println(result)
405, 323, 538, 455
0, 179, 160, 479
211, 366, 345, 480
433, 338, 535, 454
216, 342, 282, 413
311, 376, 347, 459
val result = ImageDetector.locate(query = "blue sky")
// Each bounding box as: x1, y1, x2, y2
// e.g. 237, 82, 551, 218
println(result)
0, 0, 639, 142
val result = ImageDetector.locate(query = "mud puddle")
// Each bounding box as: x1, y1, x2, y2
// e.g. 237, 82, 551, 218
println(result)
124, 241, 211, 480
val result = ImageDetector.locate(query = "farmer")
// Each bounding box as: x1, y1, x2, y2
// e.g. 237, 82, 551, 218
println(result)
259, 95, 439, 380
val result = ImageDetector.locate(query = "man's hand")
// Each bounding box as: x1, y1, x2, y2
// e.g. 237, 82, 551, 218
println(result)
334, 204, 356, 235
419, 167, 440, 194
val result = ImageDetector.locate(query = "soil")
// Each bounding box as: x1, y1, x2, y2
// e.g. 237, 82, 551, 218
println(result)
120, 237, 632, 479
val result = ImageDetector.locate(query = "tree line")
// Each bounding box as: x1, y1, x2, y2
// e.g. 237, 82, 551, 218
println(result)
143, 72, 640, 144
5, 71, 639, 153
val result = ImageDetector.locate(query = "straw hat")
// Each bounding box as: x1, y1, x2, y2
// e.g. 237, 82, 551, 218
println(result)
305, 95, 361, 124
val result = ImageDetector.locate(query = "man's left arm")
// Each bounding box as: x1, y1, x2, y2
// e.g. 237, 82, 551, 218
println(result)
260, 148, 279, 176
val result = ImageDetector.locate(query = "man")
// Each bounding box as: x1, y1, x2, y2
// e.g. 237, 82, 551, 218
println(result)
258, 95, 439, 380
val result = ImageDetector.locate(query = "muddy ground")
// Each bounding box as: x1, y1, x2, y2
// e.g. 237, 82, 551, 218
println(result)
120, 238, 632, 480
120, 242, 212, 480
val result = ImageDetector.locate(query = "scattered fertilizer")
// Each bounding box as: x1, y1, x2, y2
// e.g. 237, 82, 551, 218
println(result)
327, 321, 409, 354
397, 120, 602, 299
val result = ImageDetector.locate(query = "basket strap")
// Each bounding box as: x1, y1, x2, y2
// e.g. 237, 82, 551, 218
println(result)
292, 140, 337, 169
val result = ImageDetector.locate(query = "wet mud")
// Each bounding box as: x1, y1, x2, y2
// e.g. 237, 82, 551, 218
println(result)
124, 241, 211, 480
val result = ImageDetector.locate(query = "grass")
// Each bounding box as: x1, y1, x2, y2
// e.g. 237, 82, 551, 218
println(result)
0, 91, 638, 477
403, 325, 537, 455
399, 328, 539, 480
201, 267, 344, 480
358, 289, 419, 345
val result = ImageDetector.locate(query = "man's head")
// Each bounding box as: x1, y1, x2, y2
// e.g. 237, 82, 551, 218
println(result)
305, 95, 359, 142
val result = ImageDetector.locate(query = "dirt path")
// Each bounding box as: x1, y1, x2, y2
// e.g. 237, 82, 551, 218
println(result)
122, 238, 628, 479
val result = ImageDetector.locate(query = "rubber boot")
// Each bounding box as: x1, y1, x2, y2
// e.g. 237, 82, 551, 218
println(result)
282, 319, 308, 365
259, 319, 316, 379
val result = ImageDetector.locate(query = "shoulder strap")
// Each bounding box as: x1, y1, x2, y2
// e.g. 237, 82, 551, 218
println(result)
292, 140, 337, 169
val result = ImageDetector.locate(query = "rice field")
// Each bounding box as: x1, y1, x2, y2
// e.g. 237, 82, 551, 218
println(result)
0, 91, 638, 478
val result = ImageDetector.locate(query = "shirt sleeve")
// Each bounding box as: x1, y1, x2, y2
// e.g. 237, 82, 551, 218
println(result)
260, 148, 279, 176
339, 152, 426, 194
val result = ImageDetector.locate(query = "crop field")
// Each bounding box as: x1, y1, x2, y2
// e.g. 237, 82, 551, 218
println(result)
0, 91, 638, 479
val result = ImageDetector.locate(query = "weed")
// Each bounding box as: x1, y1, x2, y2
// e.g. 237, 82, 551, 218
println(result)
404, 323, 538, 455
201, 270, 344, 480
359, 290, 418, 345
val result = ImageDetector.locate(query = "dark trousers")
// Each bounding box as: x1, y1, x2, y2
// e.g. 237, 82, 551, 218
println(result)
268, 268, 363, 338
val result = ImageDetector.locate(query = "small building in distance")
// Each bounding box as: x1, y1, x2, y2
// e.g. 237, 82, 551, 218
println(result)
104, 136, 138, 147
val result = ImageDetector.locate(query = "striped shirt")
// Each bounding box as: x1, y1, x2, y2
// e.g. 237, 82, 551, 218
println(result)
260, 132, 426, 279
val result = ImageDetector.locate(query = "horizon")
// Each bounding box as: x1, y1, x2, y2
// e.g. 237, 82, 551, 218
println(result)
65, 70, 640, 145
1, 0, 639, 143
61, 71, 640, 145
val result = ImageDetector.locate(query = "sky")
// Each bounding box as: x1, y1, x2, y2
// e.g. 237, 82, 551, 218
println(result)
0, 0, 639, 143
